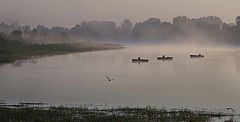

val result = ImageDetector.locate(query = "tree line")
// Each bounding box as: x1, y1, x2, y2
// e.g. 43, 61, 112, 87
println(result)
1, 16, 240, 45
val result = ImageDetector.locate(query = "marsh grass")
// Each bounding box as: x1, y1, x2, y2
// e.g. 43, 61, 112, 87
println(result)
0, 104, 234, 122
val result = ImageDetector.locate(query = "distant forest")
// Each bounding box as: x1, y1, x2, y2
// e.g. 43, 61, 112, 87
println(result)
1, 16, 240, 45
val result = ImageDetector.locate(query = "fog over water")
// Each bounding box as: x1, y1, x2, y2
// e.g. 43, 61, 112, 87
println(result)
0, 45, 240, 110
2, 1, 240, 122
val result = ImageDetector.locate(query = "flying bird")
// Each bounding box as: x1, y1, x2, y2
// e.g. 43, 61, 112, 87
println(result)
226, 108, 235, 113
106, 76, 114, 82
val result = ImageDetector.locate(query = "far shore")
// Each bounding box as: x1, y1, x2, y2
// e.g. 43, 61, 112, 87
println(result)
0, 39, 124, 64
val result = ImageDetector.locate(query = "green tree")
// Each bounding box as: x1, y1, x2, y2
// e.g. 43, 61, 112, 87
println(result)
235, 16, 240, 32
235, 16, 240, 25
10, 30, 22, 39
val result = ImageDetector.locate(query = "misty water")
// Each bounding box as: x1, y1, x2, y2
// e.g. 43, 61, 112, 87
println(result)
1, 45, 240, 110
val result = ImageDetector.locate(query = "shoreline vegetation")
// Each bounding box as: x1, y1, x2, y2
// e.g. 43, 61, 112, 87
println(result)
0, 34, 123, 64
0, 102, 237, 122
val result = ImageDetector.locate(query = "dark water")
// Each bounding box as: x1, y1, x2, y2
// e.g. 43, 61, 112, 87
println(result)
0, 45, 240, 111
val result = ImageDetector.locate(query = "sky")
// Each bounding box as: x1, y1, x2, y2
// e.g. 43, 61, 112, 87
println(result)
0, 0, 240, 27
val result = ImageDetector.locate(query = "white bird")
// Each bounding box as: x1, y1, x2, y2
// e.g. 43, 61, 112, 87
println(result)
106, 76, 114, 82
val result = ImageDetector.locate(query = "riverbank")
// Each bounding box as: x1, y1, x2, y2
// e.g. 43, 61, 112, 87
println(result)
0, 37, 123, 63
0, 103, 236, 122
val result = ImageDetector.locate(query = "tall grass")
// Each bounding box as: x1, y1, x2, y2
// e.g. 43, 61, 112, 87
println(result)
0, 105, 232, 122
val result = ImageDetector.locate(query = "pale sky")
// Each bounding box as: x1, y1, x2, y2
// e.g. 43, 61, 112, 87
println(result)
0, 0, 240, 27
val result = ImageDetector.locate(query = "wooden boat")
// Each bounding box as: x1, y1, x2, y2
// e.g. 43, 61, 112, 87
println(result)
157, 55, 173, 60
190, 54, 204, 58
132, 57, 149, 62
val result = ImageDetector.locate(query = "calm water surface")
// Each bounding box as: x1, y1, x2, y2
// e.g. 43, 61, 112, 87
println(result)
1, 45, 240, 110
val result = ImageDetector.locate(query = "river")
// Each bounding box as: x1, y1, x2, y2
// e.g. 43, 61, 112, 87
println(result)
0, 45, 240, 111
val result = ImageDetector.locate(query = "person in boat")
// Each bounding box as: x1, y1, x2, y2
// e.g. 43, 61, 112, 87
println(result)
163, 55, 165, 58
138, 57, 140, 60
199, 53, 201, 56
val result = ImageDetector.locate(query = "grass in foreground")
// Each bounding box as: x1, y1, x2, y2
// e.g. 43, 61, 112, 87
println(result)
0, 105, 234, 122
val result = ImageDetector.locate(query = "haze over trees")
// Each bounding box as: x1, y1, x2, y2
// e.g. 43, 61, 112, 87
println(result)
1, 16, 240, 45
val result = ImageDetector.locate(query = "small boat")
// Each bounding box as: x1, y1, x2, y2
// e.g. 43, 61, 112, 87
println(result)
190, 54, 204, 58
157, 55, 173, 60
132, 57, 149, 62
